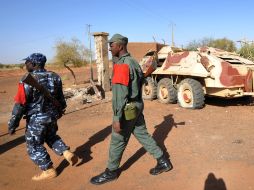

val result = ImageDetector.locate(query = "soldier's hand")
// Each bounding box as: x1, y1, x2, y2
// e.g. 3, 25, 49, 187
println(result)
8, 120, 17, 135
8, 128, 16, 135
112, 121, 121, 133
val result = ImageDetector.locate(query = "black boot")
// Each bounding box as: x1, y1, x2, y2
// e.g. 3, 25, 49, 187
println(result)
150, 155, 173, 175
90, 168, 118, 185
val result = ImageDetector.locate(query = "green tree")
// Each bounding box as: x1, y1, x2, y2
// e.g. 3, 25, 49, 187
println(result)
185, 37, 236, 52
54, 38, 90, 67
185, 38, 213, 51
208, 38, 236, 52
238, 43, 254, 61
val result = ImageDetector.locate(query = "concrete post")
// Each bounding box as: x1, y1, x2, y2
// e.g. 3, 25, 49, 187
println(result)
93, 32, 110, 92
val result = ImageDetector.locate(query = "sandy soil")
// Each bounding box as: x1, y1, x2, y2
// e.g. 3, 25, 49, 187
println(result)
1, 66, 254, 190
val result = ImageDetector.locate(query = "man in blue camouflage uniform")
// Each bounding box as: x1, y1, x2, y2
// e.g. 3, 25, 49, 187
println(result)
90, 34, 173, 185
8, 53, 78, 181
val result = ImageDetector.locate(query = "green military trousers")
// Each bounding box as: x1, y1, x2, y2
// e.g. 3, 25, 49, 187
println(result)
107, 101, 163, 171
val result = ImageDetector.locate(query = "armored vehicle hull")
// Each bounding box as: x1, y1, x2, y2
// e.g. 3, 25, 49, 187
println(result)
140, 46, 254, 109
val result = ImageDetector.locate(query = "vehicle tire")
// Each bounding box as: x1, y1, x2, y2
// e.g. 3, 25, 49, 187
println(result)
157, 78, 177, 104
177, 78, 205, 109
142, 77, 157, 100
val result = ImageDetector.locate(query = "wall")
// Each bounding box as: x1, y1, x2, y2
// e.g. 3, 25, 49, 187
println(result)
128, 42, 165, 62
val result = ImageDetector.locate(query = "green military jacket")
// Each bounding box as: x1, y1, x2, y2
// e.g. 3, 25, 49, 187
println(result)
112, 53, 143, 121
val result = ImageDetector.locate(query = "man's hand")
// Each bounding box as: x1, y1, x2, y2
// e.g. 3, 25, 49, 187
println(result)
8, 120, 17, 135
8, 128, 16, 135
112, 121, 121, 133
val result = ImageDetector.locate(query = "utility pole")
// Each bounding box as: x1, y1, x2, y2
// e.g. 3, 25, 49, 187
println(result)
152, 36, 156, 42
87, 24, 93, 80
170, 22, 175, 47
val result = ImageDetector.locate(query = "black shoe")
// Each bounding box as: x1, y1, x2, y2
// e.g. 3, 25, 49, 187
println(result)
150, 155, 173, 175
90, 168, 118, 185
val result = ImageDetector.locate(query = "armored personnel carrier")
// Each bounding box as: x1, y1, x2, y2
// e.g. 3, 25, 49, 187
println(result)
140, 46, 254, 109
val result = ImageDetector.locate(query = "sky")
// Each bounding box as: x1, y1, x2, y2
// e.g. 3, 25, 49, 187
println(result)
0, 0, 254, 64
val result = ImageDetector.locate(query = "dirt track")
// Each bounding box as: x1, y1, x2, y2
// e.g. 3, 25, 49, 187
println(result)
1, 67, 254, 190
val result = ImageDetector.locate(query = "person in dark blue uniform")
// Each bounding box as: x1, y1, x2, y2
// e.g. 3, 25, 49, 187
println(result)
8, 53, 78, 181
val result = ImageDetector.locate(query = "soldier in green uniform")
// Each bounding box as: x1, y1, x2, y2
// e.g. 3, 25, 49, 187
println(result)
90, 34, 173, 185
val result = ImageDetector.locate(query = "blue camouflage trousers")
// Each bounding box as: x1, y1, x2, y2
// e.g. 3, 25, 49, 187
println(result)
25, 115, 69, 170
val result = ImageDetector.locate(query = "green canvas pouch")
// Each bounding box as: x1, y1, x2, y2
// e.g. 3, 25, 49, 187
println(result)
124, 102, 137, 120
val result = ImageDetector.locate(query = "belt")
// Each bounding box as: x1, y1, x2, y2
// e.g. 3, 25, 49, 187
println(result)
128, 98, 142, 102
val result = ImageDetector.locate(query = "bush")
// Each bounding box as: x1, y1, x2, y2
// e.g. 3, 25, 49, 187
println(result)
238, 44, 254, 61
0, 63, 23, 69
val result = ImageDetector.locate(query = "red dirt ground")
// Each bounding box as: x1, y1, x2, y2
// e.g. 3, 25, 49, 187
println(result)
1, 66, 254, 190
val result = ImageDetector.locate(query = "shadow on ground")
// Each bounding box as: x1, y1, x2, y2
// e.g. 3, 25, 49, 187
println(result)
120, 114, 185, 173
204, 173, 227, 190
74, 125, 112, 166
0, 135, 25, 154
205, 96, 253, 107
56, 125, 112, 175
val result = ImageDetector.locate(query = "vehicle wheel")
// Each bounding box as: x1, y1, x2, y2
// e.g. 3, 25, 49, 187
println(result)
157, 78, 177, 104
142, 77, 157, 100
177, 78, 205, 109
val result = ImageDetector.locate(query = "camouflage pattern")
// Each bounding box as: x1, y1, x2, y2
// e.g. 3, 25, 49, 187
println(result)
25, 115, 68, 170
139, 46, 254, 108
24, 69, 66, 118
23, 53, 47, 68
8, 68, 68, 170
8, 103, 25, 134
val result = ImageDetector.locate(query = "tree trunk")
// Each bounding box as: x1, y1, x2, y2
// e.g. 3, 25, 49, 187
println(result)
64, 63, 77, 85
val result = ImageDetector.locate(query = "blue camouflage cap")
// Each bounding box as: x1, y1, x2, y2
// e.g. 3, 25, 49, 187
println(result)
23, 53, 47, 67
108, 33, 128, 44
